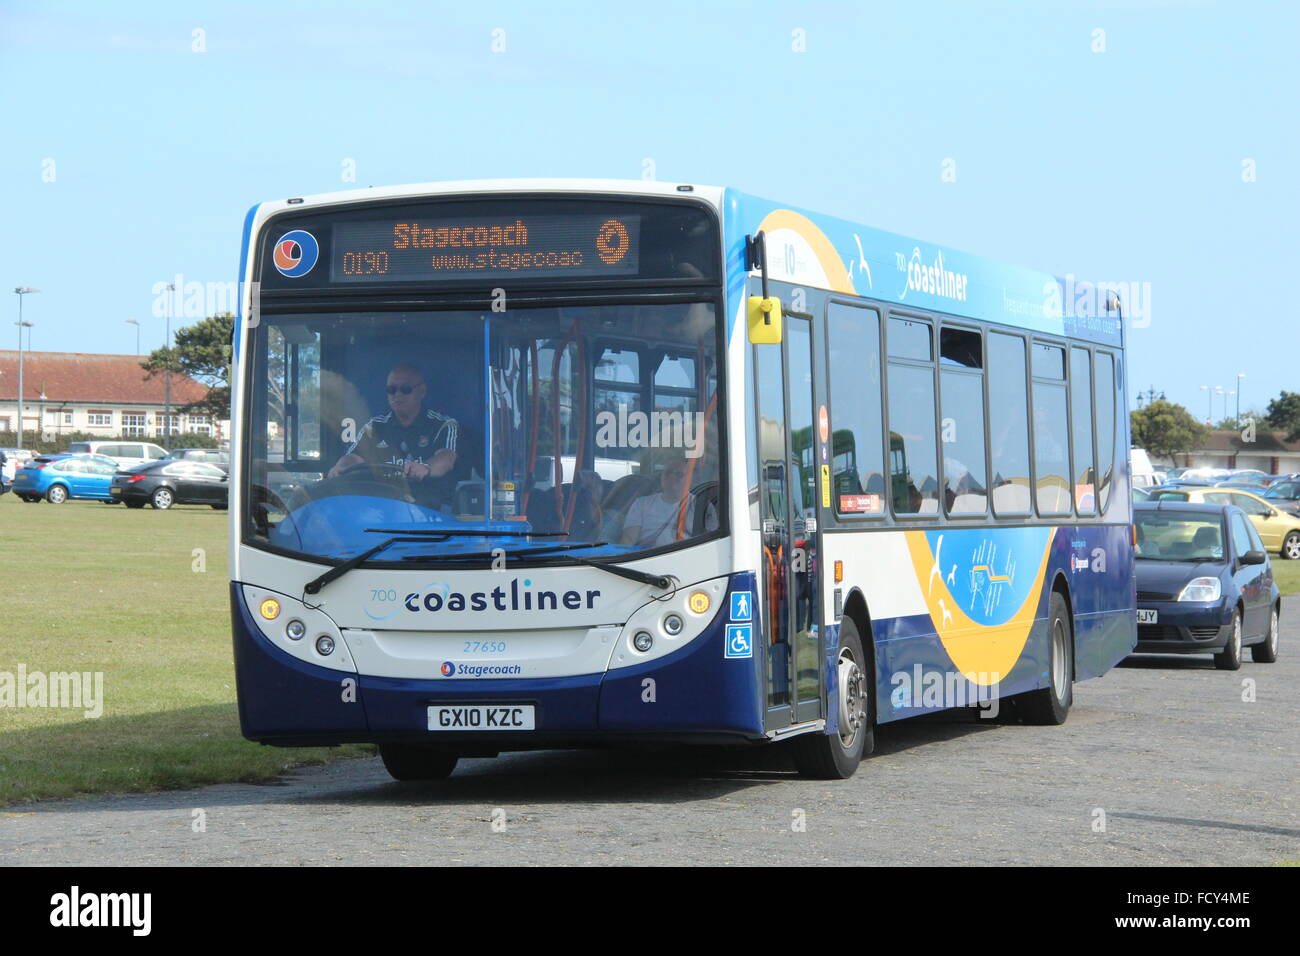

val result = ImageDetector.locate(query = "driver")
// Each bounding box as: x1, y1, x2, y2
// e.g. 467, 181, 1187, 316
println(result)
327, 363, 459, 492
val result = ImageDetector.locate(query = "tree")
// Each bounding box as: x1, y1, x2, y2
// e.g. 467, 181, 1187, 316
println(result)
141, 313, 234, 419
1264, 390, 1300, 442
1130, 400, 1210, 460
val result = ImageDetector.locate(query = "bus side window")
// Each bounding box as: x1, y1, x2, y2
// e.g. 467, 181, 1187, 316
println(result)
987, 332, 1032, 515
825, 303, 884, 517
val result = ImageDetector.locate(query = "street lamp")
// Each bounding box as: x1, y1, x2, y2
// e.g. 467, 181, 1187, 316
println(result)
164, 283, 175, 440
126, 318, 140, 356
1236, 372, 1246, 426
13, 287, 39, 450
1224, 390, 1234, 424
1199, 385, 1215, 425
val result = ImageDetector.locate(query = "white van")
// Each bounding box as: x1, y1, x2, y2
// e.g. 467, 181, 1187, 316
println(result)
66, 441, 169, 471
1130, 448, 1158, 488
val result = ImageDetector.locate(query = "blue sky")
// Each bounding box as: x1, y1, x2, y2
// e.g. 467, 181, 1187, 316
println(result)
1, 0, 1293, 421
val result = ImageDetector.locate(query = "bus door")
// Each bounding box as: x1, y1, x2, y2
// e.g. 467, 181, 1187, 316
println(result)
755, 311, 823, 731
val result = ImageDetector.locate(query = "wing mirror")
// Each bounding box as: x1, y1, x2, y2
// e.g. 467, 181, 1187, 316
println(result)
1241, 549, 1267, 566
745, 231, 783, 345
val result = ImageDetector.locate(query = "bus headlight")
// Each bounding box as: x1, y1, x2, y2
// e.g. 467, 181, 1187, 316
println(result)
662, 613, 684, 636
285, 619, 306, 641
1177, 577, 1221, 603
633, 631, 654, 652
315, 635, 336, 656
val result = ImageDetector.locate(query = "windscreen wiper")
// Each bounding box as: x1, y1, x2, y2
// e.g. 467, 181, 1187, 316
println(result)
401, 541, 674, 590
303, 535, 443, 595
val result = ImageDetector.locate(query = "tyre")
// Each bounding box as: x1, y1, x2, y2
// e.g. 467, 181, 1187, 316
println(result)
19, 494, 39, 503
1018, 591, 1074, 725
1282, 532, 1300, 561
125, 500, 146, 509
792, 616, 873, 779
211, 504, 228, 510
45, 484, 68, 504
1251, 604, 1279, 663
378, 744, 459, 781
151, 487, 175, 510
1214, 608, 1243, 670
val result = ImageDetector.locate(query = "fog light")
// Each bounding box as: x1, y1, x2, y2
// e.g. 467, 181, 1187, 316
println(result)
688, 591, 710, 614
632, 631, 653, 652
259, 598, 281, 620
663, 613, 684, 636
285, 619, 306, 641
315, 635, 336, 656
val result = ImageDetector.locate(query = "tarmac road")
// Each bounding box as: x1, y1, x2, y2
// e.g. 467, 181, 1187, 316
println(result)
2, 599, 1297, 866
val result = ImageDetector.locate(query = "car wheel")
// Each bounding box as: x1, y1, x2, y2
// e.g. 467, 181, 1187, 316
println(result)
1214, 608, 1243, 670
45, 484, 68, 504
1282, 532, 1300, 561
791, 616, 873, 779
1018, 591, 1075, 725
378, 745, 458, 781
151, 487, 175, 510
1251, 604, 1279, 663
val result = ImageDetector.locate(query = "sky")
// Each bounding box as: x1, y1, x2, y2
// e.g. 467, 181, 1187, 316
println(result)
1, 0, 1294, 423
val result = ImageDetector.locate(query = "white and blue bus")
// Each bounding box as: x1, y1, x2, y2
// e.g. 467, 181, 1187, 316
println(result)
230, 180, 1135, 780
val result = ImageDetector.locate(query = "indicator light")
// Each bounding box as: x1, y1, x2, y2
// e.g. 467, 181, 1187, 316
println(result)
834, 561, 844, 583
259, 598, 281, 620
688, 591, 711, 614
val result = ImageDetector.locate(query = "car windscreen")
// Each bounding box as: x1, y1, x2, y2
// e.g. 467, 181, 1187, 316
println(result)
1134, 512, 1226, 562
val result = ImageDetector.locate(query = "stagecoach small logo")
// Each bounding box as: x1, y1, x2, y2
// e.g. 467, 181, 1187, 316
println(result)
272, 229, 319, 278
440, 661, 457, 677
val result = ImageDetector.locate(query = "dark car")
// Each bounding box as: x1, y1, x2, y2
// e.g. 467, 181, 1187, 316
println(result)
167, 447, 230, 471
1261, 478, 1300, 516
111, 459, 229, 510
1132, 501, 1281, 669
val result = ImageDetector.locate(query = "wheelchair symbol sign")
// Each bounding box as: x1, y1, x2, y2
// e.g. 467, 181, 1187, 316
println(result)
730, 591, 752, 622
725, 623, 753, 659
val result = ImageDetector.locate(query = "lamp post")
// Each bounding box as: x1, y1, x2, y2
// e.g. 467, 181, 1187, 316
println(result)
1236, 372, 1246, 426
1199, 384, 1215, 425
126, 318, 140, 356
13, 287, 39, 449
1224, 390, 1234, 424
164, 283, 174, 441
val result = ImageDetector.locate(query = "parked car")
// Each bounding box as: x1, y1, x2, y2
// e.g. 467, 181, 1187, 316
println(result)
1260, 478, 1300, 516
1132, 501, 1280, 669
1130, 448, 1157, 488
166, 447, 230, 471
1, 447, 35, 488
66, 440, 168, 471
1132, 486, 1151, 503
11, 454, 119, 503
111, 459, 229, 510
1146, 485, 1300, 560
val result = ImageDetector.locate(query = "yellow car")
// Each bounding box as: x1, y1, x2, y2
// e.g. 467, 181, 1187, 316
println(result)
1150, 486, 1300, 560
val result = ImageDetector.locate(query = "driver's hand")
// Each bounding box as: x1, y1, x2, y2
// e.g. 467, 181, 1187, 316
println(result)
404, 461, 432, 480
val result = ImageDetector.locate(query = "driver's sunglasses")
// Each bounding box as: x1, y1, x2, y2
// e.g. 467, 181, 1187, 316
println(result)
386, 384, 419, 395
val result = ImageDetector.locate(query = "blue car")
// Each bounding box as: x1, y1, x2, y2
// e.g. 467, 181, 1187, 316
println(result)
11, 453, 120, 504
1133, 501, 1281, 669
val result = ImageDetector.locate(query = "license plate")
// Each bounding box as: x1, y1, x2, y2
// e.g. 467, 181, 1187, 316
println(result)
110, 487, 121, 494
427, 704, 535, 731
1137, 609, 1158, 624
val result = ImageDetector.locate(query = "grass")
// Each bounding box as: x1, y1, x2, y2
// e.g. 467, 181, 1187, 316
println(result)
0, 493, 367, 806
1271, 558, 1300, 599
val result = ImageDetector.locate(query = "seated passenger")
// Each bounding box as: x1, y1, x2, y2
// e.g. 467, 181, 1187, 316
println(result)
619, 457, 717, 548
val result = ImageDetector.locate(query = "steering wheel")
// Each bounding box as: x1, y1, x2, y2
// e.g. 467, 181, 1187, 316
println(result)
288, 460, 416, 510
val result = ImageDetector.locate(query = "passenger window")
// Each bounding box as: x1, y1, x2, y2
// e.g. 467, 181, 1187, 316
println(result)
987, 332, 1032, 515
1095, 353, 1116, 513
888, 317, 932, 361
1070, 348, 1095, 515
1033, 379, 1071, 515
940, 327, 986, 515
1230, 514, 1253, 558
827, 303, 885, 515
888, 363, 939, 515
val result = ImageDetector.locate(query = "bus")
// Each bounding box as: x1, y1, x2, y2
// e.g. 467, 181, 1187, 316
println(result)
230, 179, 1135, 780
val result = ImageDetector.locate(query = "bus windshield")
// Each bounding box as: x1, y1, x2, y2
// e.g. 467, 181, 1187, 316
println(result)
244, 301, 723, 565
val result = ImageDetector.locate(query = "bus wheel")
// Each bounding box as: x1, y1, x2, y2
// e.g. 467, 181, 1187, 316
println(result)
1018, 592, 1074, 725
379, 744, 458, 781
792, 617, 872, 779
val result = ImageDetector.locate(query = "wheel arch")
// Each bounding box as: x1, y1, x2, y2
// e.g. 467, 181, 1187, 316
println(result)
840, 587, 877, 718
